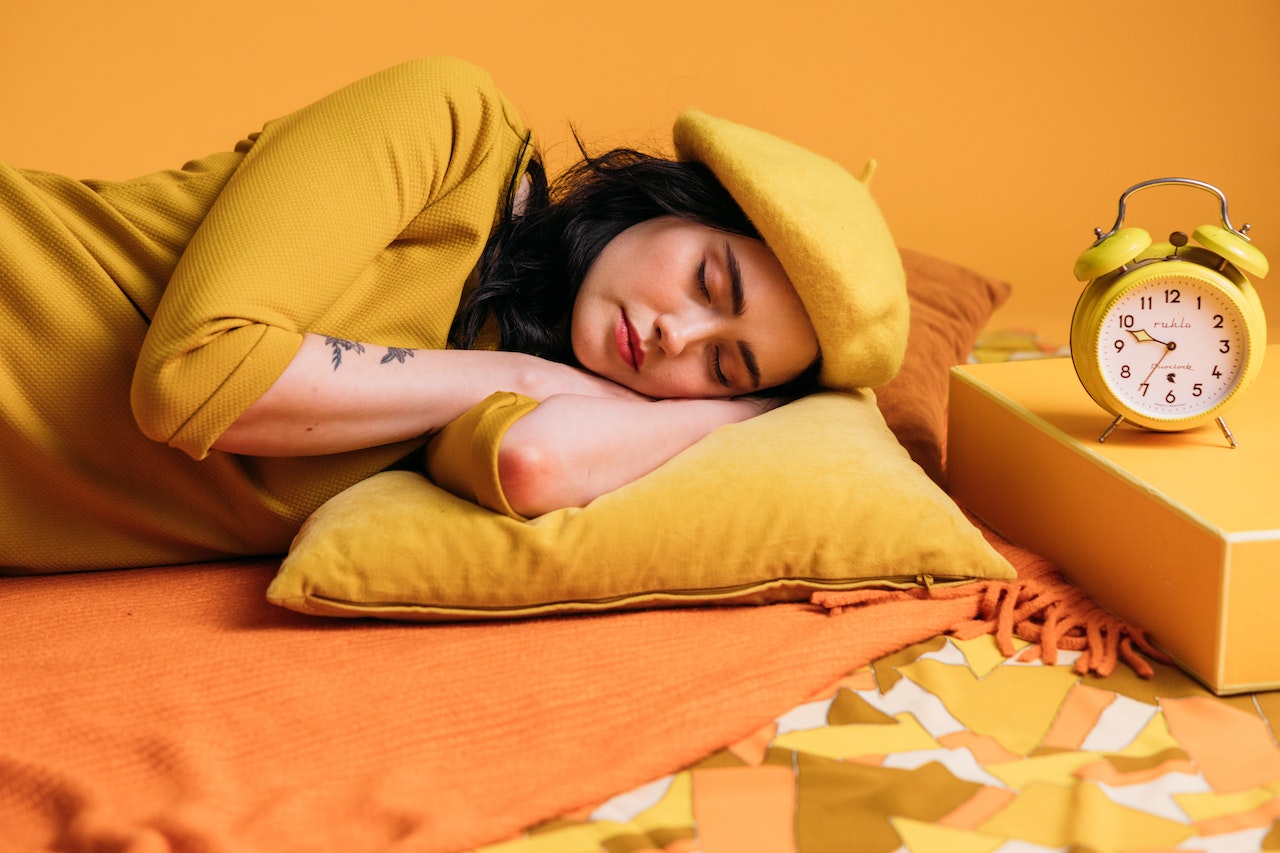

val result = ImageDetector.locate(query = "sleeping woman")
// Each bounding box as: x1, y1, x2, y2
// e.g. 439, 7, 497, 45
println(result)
0, 56, 906, 574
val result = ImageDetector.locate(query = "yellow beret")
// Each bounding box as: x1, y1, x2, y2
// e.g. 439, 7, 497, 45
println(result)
673, 110, 908, 390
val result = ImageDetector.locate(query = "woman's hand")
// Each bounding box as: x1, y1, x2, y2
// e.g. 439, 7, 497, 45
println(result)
211, 332, 643, 457
496, 393, 783, 518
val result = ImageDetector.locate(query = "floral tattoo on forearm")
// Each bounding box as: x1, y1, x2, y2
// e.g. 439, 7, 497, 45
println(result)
325, 337, 365, 369
325, 337, 416, 371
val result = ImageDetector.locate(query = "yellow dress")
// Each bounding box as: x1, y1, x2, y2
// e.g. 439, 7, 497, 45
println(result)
0, 57, 533, 573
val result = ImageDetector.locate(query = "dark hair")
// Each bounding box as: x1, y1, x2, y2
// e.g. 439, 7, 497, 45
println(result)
448, 140, 761, 363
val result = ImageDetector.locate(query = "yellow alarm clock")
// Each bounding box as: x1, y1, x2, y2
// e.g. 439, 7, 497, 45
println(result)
1070, 177, 1268, 446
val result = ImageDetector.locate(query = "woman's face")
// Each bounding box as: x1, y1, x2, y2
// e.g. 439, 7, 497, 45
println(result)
571, 217, 820, 399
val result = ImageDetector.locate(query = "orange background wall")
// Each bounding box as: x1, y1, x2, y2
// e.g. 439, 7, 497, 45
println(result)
4, 0, 1278, 340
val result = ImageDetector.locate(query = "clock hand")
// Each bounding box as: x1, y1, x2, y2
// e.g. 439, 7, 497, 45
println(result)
1139, 340, 1177, 386
1128, 329, 1171, 347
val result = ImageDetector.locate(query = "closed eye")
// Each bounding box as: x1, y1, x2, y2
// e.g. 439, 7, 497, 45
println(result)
711, 346, 730, 387
697, 259, 710, 302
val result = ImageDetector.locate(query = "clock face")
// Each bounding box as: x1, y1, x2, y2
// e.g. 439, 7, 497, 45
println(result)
1095, 270, 1249, 420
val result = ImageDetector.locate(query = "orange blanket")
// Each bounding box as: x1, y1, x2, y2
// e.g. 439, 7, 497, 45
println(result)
0, 530, 1155, 852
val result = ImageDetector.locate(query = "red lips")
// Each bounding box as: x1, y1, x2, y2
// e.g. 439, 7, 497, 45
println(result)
616, 309, 645, 370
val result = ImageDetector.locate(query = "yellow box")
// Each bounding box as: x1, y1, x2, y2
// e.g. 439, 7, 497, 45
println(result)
947, 345, 1280, 694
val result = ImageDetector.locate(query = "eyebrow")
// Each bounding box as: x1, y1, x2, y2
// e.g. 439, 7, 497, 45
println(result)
726, 242, 745, 314
724, 242, 759, 389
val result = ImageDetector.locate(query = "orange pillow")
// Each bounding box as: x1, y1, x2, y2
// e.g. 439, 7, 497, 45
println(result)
876, 249, 1012, 485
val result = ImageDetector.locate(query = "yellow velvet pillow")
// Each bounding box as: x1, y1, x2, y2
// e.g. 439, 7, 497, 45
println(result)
266, 390, 1014, 621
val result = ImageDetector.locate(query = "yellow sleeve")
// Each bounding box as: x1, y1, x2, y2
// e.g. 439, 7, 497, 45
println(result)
131, 57, 521, 458
424, 391, 538, 521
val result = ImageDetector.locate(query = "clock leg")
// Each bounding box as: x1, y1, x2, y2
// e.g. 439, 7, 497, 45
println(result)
1215, 417, 1238, 449
1098, 414, 1124, 443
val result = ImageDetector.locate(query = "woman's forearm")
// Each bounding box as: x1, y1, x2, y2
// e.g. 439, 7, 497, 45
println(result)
211, 333, 636, 456
497, 394, 775, 517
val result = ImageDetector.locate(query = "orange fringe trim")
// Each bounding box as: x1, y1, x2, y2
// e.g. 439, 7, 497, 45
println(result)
811, 578, 1173, 679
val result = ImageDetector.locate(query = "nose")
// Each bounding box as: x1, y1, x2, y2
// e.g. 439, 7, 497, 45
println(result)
653, 310, 718, 357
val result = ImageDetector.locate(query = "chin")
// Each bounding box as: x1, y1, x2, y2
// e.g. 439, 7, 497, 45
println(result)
569, 342, 603, 380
